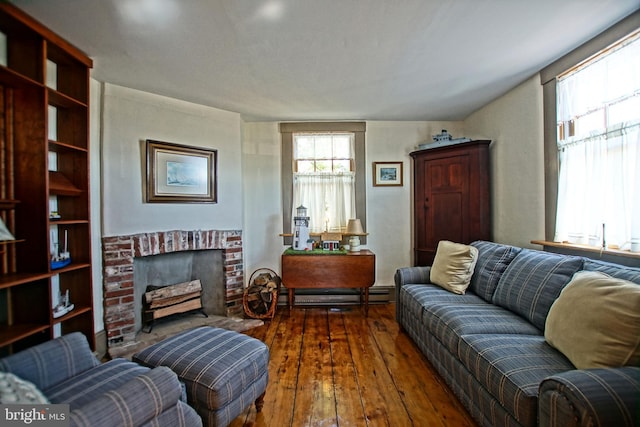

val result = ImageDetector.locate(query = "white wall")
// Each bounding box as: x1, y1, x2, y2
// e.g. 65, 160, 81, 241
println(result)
463, 74, 545, 248
101, 83, 243, 236
91, 75, 546, 331
241, 122, 284, 277
240, 120, 464, 287
90, 79, 103, 332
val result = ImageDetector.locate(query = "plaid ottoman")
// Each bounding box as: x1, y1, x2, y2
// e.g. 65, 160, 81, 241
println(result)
132, 326, 269, 427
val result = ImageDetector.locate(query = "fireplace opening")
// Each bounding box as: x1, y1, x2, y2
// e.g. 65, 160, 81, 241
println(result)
133, 249, 223, 333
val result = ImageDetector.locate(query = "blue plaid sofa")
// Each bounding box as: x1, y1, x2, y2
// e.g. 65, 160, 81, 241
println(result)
396, 240, 640, 427
0, 332, 202, 427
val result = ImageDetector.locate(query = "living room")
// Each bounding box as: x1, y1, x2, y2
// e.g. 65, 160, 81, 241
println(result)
0, 1, 639, 426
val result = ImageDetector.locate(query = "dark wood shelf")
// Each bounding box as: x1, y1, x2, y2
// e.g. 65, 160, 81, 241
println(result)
48, 87, 87, 109
0, 323, 50, 347
51, 304, 91, 323
0, 272, 51, 290
49, 140, 88, 154
0, 65, 42, 88
0, 199, 19, 209
49, 171, 82, 196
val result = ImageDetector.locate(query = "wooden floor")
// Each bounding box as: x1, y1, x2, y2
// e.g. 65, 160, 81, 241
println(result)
230, 303, 477, 427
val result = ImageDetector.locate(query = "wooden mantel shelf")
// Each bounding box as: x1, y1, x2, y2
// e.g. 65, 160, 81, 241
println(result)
531, 240, 640, 260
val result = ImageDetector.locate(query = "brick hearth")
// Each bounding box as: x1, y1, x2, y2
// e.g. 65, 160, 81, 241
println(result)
102, 229, 243, 356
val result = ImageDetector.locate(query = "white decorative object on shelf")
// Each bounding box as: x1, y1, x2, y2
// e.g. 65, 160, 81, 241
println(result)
0, 217, 14, 241
53, 289, 74, 319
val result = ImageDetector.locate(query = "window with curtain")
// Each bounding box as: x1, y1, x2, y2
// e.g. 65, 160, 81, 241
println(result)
292, 132, 356, 233
554, 31, 640, 249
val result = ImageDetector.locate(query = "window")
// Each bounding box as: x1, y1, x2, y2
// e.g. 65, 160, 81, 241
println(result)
280, 122, 366, 244
551, 30, 640, 249
292, 132, 356, 233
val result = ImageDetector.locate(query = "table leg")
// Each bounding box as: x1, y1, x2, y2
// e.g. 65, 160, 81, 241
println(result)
288, 288, 295, 310
364, 287, 369, 316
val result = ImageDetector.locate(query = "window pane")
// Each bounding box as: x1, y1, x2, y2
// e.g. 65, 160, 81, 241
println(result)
333, 159, 351, 173
295, 136, 315, 159
315, 135, 333, 159
315, 160, 332, 172
296, 160, 315, 173
332, 135, 352, 158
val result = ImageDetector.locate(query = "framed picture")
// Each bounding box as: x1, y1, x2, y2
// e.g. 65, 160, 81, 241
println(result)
146, 139, 217, 203
373, 161, 403, 186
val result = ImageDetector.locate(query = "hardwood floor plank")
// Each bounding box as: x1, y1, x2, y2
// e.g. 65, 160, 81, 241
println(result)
233, 304, 477, 427
327, 309, 368, 426
341, 308, 413, 426
292, 308, 338, 426
367, 305, 476, 427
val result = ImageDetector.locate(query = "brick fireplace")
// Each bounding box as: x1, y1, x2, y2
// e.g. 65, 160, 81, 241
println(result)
102, 229, 243, 356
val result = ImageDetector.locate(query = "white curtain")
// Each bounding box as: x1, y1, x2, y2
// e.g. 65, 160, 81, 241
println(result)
555, 123, 640, 247
555, 34, 640, 248
292, 173, 355, 233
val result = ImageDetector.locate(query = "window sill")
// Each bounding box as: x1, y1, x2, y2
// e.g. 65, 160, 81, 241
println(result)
531, 240, 640, 266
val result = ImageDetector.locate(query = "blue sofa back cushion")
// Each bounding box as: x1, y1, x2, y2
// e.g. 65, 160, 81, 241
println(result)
582, 259, 640, 284
493, 249, 584, 331
0, 332, 99, 390
469, 241, 522, 302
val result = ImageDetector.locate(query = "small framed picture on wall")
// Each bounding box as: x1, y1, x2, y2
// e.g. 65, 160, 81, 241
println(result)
373, 161, 403, 186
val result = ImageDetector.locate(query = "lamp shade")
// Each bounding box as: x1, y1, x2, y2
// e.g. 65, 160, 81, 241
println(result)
346, 219, 364, 235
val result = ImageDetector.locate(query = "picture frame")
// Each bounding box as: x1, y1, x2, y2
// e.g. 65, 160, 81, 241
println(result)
373, 161, 403, 186
146, 139, 217, 203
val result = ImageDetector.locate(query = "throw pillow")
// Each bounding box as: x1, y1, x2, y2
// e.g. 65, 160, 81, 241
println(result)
430, 240, 479, 294
545, 271, 640, 369
0, 372, 49, 404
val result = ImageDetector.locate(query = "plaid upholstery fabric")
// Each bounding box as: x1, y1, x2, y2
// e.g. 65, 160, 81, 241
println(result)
46, 358, 149, 409
400, 308, 522, 427
469, 241, 522, 302
0, 332, 99, 390
395, 266, 431, 322
69, 366, 201, 427
459, 334, 574, 426
493, 249, 583, 331
582, 259, 640, 284
539, 367, 640, 427
133, 326, 269, 427
423, 303, 541, 355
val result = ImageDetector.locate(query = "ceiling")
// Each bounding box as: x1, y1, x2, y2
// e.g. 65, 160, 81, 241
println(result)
12, 0, 639, 121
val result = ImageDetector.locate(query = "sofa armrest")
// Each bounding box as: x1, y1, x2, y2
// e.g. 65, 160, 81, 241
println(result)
539, 367, 640, 427
0, 332, 99, 390
69, 366, 200, 427
394, 266, 431, 322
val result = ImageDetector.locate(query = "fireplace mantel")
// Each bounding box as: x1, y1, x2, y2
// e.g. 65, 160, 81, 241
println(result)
102, 229, 243, 356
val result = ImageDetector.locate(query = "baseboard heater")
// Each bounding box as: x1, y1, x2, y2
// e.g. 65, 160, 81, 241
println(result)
277, 287, 391, 306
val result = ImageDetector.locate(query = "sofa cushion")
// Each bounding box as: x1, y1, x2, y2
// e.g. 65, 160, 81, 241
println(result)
430, 240, 478, 294
493, 249, 583, 331
469, 241, 522, 302
45, 358, 150, 410
545, 271, 640, 369
582, 259, 640, 284
0, 372, 49, 404
422, 301, 541, 355
0, 332, 99, 390
458, 334, 574, 426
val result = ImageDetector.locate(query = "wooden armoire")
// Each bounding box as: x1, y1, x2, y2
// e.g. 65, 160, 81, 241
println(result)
410, 140, 491, 266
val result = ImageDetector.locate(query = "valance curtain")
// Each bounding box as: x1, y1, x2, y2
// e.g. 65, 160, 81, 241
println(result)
292, 173, 355, 233
554, 34, 640, 248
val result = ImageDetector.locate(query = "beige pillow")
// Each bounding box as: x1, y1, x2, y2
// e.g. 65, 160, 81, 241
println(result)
545, 271, 640, 369
430, 240, 479, 294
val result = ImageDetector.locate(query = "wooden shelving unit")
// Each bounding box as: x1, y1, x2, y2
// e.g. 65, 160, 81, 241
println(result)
0, 4, 94, 355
